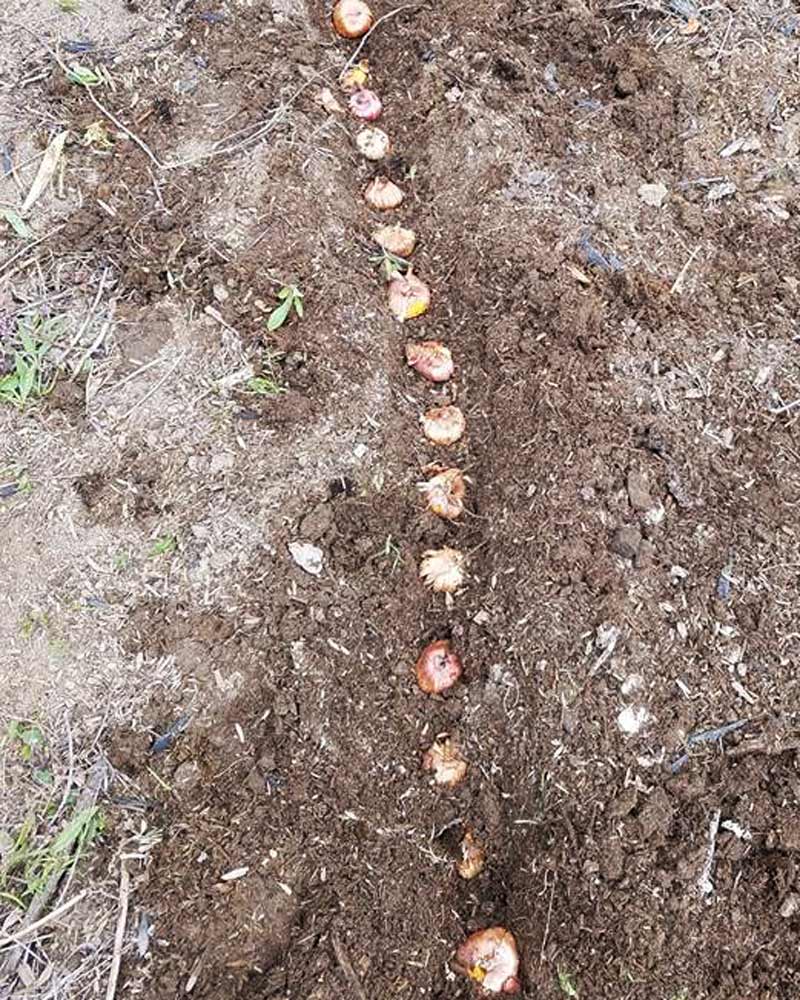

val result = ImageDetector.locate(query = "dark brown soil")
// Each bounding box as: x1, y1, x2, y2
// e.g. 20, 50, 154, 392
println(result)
25, 0, 800, 997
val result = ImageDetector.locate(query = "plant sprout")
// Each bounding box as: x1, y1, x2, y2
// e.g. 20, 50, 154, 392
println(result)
267, 285, 304, 331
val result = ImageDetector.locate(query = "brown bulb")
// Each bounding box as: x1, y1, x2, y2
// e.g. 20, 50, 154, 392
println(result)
364, 176, 404, 210
421, 405, 465, 445
405, 341, 453, 382
415, 638, 463, 694
332, 0, 373, 38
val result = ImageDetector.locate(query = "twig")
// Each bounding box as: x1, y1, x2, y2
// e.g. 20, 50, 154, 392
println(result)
769, 398, 800, 415
0, 891, 88, 950
0, 227, 65, 280
53, 709, 75, 824
71, 317, 113, 383
331, 928, 369, 1000
113, 351, 186, 424
342, 4, 425, 73
539, 871, 556, 966
670, 244, 701, 294
85, 88, 163, 170
697, 808, 721, 899
63, 266, 110, 375
105, 864, 130, 1000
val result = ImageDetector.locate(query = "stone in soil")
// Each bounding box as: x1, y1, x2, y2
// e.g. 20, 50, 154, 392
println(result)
610, 525, 642, 560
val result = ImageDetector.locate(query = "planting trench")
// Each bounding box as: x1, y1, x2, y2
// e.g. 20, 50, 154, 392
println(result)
2, 0, 800, 998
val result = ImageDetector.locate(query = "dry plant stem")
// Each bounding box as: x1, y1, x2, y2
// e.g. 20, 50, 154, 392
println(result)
53, 709, 75, 824
1, 759, 108, 975
0, 227, 65, 279
63, 267, 110, 374
670, 244, 701, 294
331, 928, 369, 1000
114, 351, 187, 424
0, 891, 88, 950
539, 870, 557, 966
342, 4, 426, 72
105, 864, 130, 1000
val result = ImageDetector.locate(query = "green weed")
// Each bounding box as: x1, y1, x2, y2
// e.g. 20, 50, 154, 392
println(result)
1, 208, 33, 240
56, 0, 80, 10
0, 314, 65, 408
19, 610, 49, 640
267, 285, 304, 331
0, 807, 104, 907
6, 721, 46, 762
558, 968, 579, 998
246, 375, 284, 397
148, 535, 177, 558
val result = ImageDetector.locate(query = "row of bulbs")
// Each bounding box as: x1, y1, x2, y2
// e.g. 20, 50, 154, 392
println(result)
329, 1, 521, 993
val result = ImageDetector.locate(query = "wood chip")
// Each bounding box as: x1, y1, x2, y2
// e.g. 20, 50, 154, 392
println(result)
220, 866, 249, 881
565, 263, 591, 285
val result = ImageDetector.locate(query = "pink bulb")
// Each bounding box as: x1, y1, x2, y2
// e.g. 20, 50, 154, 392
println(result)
349, 88, 382, 121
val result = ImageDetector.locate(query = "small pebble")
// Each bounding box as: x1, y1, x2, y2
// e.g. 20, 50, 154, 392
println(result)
610, 525, 642, 560
638, 182, 668, 208
288, 541, 324, 576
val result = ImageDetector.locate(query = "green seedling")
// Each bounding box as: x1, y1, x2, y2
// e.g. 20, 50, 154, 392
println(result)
47, 638, 70, 659
67, 64, 102, 87
245, 348, 287, 397
0, 314, 64, 408
113, 549, 131, 571
558, 969, 579, 998
7, 721, 46, 763
148, 535, 177, 558
267, 285, 304, 331
57, 0, 80, 10
246, 376, 284, 397
370, 248, 410, 281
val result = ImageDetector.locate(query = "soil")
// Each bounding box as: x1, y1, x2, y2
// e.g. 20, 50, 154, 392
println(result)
3, 0, 800, 998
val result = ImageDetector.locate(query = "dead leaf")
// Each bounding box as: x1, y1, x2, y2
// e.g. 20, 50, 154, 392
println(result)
319, 87, 344, 115
20, 131, 68, 218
